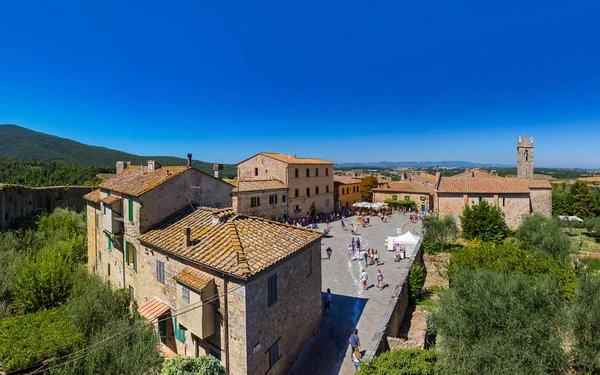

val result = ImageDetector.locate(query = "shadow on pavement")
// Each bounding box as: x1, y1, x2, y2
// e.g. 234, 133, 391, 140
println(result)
290, 293, 368, 375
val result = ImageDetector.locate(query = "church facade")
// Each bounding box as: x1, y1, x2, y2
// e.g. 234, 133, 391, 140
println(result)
434, 135, 552, 229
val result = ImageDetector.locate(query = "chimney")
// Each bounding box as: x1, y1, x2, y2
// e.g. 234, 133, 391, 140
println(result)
148, 160, 161, 171
116, 161, 124, 174
187, 153, 192, 167
212, 214, 219, 225
125, 161, 131, 169
183, 227, 191, 247
213, 164, 224, 179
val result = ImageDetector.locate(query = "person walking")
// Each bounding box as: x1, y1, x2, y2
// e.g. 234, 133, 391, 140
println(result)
348, 245, 354, 261
349, 329, 361, 358
356, 238, 361, 251
341, 219, 346, 231
360, 268, 368, 289
377, 269, 384, 289
326, 247, 333, 260
363, 250, 368, 267
352, 347, 362, 371
374, 250, 379, 267
324, 288, 332, 314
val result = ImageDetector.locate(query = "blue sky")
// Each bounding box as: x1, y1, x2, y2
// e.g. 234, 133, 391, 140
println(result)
1, 1, 599, 168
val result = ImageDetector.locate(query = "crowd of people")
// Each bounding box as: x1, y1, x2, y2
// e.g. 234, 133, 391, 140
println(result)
276, 211, 353, 227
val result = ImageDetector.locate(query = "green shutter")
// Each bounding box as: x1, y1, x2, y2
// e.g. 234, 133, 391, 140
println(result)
128, 199, 134, 222
174, 317, 185, 343
125, 241, 130, 264
108, 236, 112, 250
103, 203, 106, 215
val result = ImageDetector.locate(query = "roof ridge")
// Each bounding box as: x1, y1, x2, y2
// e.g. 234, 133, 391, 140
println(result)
226, 221, 252, 276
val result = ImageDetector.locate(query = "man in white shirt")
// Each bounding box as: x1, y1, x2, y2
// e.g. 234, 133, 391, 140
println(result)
360, 269, 368, 290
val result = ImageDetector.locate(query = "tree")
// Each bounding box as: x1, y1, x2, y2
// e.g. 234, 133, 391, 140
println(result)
583, 217, 600, 238
161, 356, 226, 375
432, 269, 567, 375
357, 348, 436, 375
460, 201, 508, 242
446, 241, 578, 300
423, 215, 458, 253
552, 184, 571, 216
570, 274, 600, 374
360, 176, 379, 202
570, 181, 596, 219
517, 214, 571, 259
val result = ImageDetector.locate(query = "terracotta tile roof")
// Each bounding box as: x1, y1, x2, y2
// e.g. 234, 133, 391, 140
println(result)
416, 173, 437, 183
259, 152, 334, 165
372, 181, 433, 194
84, 189, 101, 203
174, 266, 214, 291
99, 166, 189, 196
449, 168, 493, 179
139, 207, 322, 279
101, 195, 122, 204
138, 297, 170, 322
233, 179, 288, 192
438, 177, 537, 193
333, 176, 362, 185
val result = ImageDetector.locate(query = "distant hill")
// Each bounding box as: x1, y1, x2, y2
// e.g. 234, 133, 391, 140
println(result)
335, 161, 513, 168
0, 124, 236, 177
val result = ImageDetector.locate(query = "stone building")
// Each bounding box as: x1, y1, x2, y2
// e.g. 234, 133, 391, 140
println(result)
84, 158, 323, 375
231, 179, 288, 220
372, 181, 434, 212
333, 175, 362, 212
434, 135, 552, 229
236, 152, 334, 219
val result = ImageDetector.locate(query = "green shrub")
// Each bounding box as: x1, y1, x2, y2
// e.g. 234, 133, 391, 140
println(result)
432, 269, 567, 375
408, 265, 427, 303
460, 201, 508, 242
423, 215, 458, 253
517, 214, 571, 259
0, 306, 84, 372
0, 231, 20, 306
161, 355, 225, 375
357, 348, 436, 375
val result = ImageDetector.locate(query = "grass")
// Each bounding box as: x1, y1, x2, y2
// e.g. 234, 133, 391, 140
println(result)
564, 228, 600, 253
416, 285, 445, 312
580, 258, 600, 274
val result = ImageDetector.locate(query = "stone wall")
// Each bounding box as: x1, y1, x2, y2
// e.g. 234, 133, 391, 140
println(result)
530, 188, 552, 217
232, 189, 288, 220
238, 154, 289, 182
0, 184, 92, 229
373, 191, 433, 211
244, 240, 322, 375
364, 239, 424, 360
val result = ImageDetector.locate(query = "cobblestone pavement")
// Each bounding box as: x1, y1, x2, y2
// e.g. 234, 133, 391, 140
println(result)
291, 213, 423, 375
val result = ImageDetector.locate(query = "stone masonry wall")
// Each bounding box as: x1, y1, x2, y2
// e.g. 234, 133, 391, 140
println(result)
238, 154, 288, 182
0, 185, 92, 229
232, 189, 288, 220
244, 240, 322, 375
530, 188, 552, 217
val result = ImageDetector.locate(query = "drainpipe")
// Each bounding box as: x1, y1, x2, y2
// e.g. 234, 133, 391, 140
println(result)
223, 274, 230, 375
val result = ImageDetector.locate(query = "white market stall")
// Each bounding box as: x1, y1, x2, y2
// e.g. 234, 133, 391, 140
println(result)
385, 231, 421, 258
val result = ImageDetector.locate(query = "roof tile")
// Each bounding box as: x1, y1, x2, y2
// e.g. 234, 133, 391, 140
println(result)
372, 181, 433, 194
99, 166, 189, 196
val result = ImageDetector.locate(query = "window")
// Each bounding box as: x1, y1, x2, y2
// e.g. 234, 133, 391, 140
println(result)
128, 199, 134, 222
107, 263, 110, 276
315, 186, 319, 195
129, 285, 135, 303
405, 196, 410, 200
254, 167, 258, 176
306, 168, 310, 177
268, 341, 280, 370
295, 168, 299, 178
282, 195, 287, 203
392, 195, 397, 200
295, 189, 299, 198
107, 235, 112, 250
293, 205, 301, 213
269, 194, 278, 205
125, 241, 136, 270
268, 273, 277, 306
182, 286, 190, 303
251, 197, 261, 208
306, 187, 310, 197
325, 168, 329, 176
157, 260, 165, 284
174, 316, 185, 343
326, 185, 329, 193
503, 197, 506, 206
315, 168, 319, 176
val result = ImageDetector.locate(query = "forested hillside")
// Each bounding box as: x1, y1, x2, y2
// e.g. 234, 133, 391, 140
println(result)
0, 124, 236, 177
0, 157, 112, 186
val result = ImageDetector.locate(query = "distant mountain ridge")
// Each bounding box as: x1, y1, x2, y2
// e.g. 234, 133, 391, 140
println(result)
335, 160, 513, 168
0, 124, 236, 177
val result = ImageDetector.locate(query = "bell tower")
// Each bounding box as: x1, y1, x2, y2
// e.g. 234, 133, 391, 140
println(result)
517, 134, 534, 180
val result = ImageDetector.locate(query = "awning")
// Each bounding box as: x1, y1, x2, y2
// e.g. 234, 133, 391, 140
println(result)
101, 195, 122, 205
138, 297, 170, 322
174, 266, 214, 291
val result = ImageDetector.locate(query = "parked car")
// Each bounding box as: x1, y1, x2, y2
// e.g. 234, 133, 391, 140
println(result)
307, 223, 330, 235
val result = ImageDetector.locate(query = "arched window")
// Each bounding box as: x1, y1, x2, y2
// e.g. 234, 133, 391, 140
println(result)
524, 150, 528, 161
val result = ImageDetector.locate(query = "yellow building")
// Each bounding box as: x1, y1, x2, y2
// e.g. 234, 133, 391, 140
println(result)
333, 175, 362, 212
